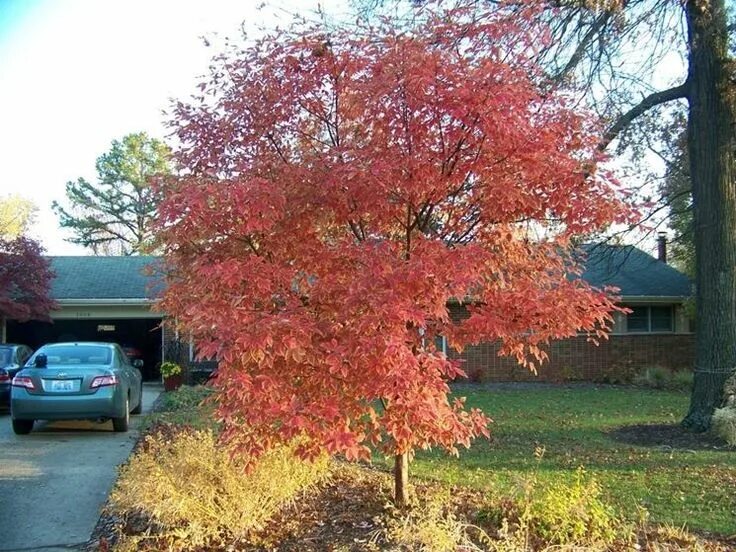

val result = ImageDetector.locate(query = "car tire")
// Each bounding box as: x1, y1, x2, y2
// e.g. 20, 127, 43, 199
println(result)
113, 397, 130, 432
12, 419, 33, 435
131, 384, 143, 415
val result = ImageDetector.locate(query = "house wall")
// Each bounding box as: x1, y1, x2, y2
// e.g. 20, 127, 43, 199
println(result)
448, 303, 695, 383
451, 334, 695, 383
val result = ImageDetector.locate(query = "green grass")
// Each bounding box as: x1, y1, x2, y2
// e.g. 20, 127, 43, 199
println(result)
401, 385, 736, 535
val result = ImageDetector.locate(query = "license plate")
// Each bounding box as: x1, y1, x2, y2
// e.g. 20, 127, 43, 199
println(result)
51, 380, 75, 392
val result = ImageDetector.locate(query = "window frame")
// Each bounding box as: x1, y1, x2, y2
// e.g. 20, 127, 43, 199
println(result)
625, 305, 674, 333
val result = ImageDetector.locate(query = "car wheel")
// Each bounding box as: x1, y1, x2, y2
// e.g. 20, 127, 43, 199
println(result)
113, 397, 130, 432
131, 384, 143, 415
12, 419, 33, 435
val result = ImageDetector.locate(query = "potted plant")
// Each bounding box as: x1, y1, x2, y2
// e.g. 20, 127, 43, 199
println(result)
160, 361, 183, 392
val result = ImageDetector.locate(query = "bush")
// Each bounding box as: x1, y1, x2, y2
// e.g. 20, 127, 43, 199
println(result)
383, 490, 491, 551
156, 384, 213, 412
478, 457, 627, 549
522, 468, 620, 546
633, 366, 693, 391
711, 406, 736, 446
141, 385, 217, 432
110, 428, 329, 550
670, 369, 695, 391
384, 467, 625, 551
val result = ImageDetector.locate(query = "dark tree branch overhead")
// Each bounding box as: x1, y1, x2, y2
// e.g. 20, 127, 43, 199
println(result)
598, 83, 689, 151
551, 11, 613, 85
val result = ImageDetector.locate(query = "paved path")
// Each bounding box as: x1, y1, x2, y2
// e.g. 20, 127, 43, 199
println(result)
0, 384, 161, 552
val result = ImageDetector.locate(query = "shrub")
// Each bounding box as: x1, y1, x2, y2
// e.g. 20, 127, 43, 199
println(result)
479, 461, 628, 549
157, 384, 213, 412
670, 369, 694, 391
633, 366, 693, 391
382, 490, 491, 552
711, 406, 736, 446
723, 372, 736, 402
110, 428, 329, 550
141, 385, 217, 432
384, 467, 625, 551
522, 468, 620, 546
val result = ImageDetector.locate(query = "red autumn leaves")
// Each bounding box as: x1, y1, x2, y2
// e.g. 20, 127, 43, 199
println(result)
155, 7, 632, 465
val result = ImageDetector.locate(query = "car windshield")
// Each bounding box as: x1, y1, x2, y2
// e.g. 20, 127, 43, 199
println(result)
0, 347, 12, 368
33, 346, 112, 366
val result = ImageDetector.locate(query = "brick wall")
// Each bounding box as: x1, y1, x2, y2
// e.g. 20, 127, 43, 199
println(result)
451, 333, 695, 383
447, 304, 695, 383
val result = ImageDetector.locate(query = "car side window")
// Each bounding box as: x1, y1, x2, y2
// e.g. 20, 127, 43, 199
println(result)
116, 345, 131, 367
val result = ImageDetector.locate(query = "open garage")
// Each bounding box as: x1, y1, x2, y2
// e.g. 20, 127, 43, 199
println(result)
1, 256, 165, 381
7, 316, 162, 380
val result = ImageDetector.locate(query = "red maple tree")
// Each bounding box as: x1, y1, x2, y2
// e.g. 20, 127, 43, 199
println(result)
0, 236, 56, 323
155, 6, 632, 503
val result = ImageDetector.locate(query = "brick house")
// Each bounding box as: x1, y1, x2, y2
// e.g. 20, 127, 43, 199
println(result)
1, 240, 692, 383
449, 241, 694, 382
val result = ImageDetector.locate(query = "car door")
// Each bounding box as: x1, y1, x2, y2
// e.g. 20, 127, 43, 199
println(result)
115, 345, 141, 408
7, 346, 29, 378
13, 347, 32, 378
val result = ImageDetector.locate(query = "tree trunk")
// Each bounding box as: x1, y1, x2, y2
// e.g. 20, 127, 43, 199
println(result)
682, 0, 736, 431
394, 452, 409, 506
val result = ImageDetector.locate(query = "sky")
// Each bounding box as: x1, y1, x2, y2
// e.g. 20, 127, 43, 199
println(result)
0, 0, 349, 254
0, 0, 686, 257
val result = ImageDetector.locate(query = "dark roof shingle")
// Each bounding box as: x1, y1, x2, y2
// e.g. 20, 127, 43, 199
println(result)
47, 245, 691, 301
580, 244, 692, 298
49, 256, 161, 300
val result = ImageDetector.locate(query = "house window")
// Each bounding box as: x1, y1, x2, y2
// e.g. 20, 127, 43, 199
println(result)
434, 335, 447, 355
626, 306, 673, 332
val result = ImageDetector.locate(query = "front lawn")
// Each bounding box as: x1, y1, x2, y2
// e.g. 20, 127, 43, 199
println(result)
105, 384, 736, 550
402, 384, 736, 534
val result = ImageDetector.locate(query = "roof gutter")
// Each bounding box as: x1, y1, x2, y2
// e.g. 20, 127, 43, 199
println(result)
448, 295, 689, 305
55, 298, 158, 306
619, 296, 690, 303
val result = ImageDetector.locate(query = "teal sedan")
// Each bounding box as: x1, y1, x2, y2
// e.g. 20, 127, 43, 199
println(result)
10, 342, 143, 435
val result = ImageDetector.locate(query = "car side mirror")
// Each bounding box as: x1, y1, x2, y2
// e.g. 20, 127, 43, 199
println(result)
133, 359, 144, 368
34, 354, 48, 368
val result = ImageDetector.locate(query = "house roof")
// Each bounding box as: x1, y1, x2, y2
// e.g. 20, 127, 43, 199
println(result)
49, 256, 161, 300
580, 244, 692, 298
47, 245, 692, 302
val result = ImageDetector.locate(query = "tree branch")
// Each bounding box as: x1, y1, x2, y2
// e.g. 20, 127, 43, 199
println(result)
598, 83, 688, 151
551, 11, 612, 85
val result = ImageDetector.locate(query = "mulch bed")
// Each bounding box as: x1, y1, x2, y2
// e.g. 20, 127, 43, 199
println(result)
84, 462, 486, 552
245, 464, 395, 551
608, 423, 732, 451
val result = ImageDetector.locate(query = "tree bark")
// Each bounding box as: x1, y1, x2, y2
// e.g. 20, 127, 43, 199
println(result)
394, 452, 409, 506
682, 0, 736, 431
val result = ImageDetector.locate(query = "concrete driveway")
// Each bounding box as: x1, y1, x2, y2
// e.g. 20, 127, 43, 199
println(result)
0, 383, 161, 552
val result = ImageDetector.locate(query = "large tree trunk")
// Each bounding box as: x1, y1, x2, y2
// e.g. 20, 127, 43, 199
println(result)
394, 452, 409, 506
682, 0, 736, 431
